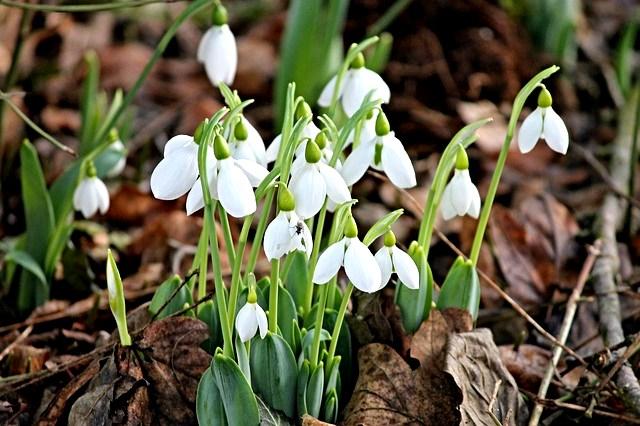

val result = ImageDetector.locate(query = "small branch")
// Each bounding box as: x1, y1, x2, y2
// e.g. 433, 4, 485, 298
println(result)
528, 241, 601, 425
0, 325, 33, 363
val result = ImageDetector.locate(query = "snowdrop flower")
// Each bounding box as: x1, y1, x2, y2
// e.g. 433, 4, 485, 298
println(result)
266, 101, 320, 163
228, 117, 267, 167
105, 129, 127, 178
290, 131, 337, 177
235, 287, 268, 342
289, 139, 351, 219
197, 4, 237, 87
441, 146, 481, 220
150, 134, 201, 200
317, 52, 390, 117
374, 231, 419, 290
73, 161, 110, 218
341, 109, 416, 188
263, 184, 313, 260
517, 87, 569, 154
313, 215, 381, 293
186, 133, 268, 218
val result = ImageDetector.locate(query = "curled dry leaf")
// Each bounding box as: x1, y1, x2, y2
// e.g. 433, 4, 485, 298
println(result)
37, 317, 210, 426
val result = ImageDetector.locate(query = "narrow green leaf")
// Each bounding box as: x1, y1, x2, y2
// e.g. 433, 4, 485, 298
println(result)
296, 360, 310, 416
211, 354, 260, 425
284, 250, 308, 309
305, 362, 324, 418
362, 208, 403, 246
4, 249, 46, 287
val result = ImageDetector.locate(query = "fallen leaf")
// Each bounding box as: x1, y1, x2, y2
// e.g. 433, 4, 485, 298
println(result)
499, 344, 551, 393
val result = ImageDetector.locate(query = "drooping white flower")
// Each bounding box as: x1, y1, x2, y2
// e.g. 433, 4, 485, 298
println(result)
289, 140, 351, 219
317, 53, 390, 117
197, 5, 237, 87
264, 185, 313, 260
104, 129, 127, 178
440, 147, 481, 220
150, 134, 201, 200
186, 134, 268, 218
227, 117, 267, 167
374, 231, 419, 290
235, 300, 268, 342
266, 121, 321, 163
312, 217, 381, 293
517, 87, 569, 154
73, 162, 110, 218
341, 109, 416, 188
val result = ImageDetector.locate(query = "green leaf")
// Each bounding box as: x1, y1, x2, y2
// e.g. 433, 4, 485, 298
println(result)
198, 300, 222, 353
211, 353, 260, 425
362, 208, 403, 246
275, 285, 297, 348
44, 222, 72, 277
256, 395, 295, 426
235, 333, 251, 384
395, 250, 433, 333
79, 51, 100, 154
18, 141, 55, 310
148, 275, 193, 319
306, 362, 324, 418
296, 360, 310, 416
323, 388, 338, 424
4, 250, 46, 287
436, 256, 480, 320
250, 333, 298, 418
284, 250, 308, 310
196, 366, 228, 426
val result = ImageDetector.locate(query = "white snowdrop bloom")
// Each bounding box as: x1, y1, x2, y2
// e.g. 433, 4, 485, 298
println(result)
340, 110, 416, 188
263, 185, 313, 260
374, 231, 419, 290
517, 87, 569, 154
317, 53, 390, 117
186, 134, 268, 218
197, 5, 237, 87
150, 134, 201, 200
227, 117, 267, 167
73, 161, 110, 219
104, 129, 127, 178
235, 300, 268, 342
266, 121, 321, 163
289, 140, 351, 219
312, 218, 382, 293
440, 147, 481, 220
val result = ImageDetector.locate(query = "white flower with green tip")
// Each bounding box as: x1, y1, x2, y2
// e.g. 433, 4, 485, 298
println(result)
197, 4, 237, 87
517, 87, 569, 154
235, 287, 268, 342
263, 185, 313, 260
73, 161, 110, 219
374, 231, 419, 290
440, 146, 481, 220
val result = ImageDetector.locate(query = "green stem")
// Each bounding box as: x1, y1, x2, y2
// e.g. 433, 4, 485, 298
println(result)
218, 206, 237, 268
624, 83, 640, 237
327, 282, 353, 362
0, 0, 182, 12
227, 216, 252, 324
469, 65, 560, 266
269, 259, 280, 333
304, 203, 328, 314
366, 0, 413, 36
246, 189, 275, 275
310, 284, 328, 367
196, 218, 209, 304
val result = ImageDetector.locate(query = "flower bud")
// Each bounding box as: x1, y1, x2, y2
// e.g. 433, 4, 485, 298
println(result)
234, 119, 248, 141
315, 130, 327, 150
344, 214, 358, 238
383, 230, 396, 247
537, 87, 552, 108
375, 109, 390, 136
85, 160, 97, 178
277, 183, 296, 212
305, 139, 322, 164
455, 145, 469, 170
194, 121, 206, 144
212, 4, 228, 26
408, 240, 420, 257
350, 52, 365, 69
106, 249, 132, 346
108, 128, 120, 143
295, 101, 312, 120
214, 133, 231, 159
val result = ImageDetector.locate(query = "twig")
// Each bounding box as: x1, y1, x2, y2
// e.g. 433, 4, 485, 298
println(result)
595, 333, 640, 397
0, 325, 33, 362
591, 87, 640, 415
528, 241, 601, 425
526, 392, 640, 424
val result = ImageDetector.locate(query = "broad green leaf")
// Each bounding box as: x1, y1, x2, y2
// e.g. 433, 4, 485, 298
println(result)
323, 388, 338, 424
306, 362, 324, 418
198, 300, 222, 353
284, 250, 308, 309
196, 366, 228, 426
250, 333, 298, 418
44, 222, 72, 279
211, 353, 260, 426
275, 285, 297, 348
436, 256, 480, 320
256, 395, 295, 426
395, 250, 433, 333
4, 250, 46, 287
148, 275, 193, 319
18, 141, 55, 310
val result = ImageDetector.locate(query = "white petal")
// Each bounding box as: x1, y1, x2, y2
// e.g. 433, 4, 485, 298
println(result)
290, 165, 326, 219
202, 25, 237, 86
318, 163, 351, 204
93, 177, 110, 214
381, 133, 416, 188
234, 159, 269, 187
344, 238, 381, 293
236, 303, 258, 342
449, 170, 473, 215
150, 146, 199, 200
73, 179, 98, 218
255, 303, 268, 339
341, 68, 390, 116
391, 246, 419, 290
312, 238, 346, 284
217, 159, 256, 217
302, 122, 321, 140
163, 134, 195, 157
341, 141, 374, 186
440, 184, 458, 220
185, 154, 217, 215
374, 247, 393, 290
266, 134, 281, 163
346, 113, 377, 147
541, 107, 569, 154
244, 118, 267, 167
300, 222, 313, 258
197, 28, 214, 63
517, 107, 544, 154
468, 184, 481, 219
264, 212, 292, 260
317, 75, 341, 107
